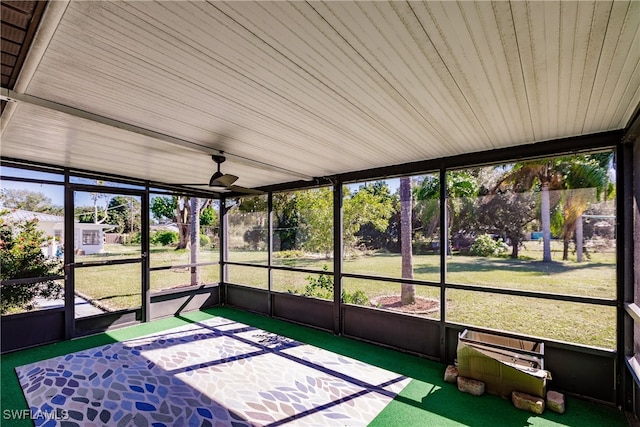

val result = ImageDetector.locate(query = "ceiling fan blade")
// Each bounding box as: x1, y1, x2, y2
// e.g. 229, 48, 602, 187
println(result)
165, 183, 210, 186
227, 185, 265, 195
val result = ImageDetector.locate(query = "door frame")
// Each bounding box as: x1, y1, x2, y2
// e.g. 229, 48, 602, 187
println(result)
64, 182, 149, 338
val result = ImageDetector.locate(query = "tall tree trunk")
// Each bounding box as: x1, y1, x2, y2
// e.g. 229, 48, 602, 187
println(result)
91, 193, 108, 224
562, 237, 570, 261
576, 216, 583, 262
190, 197, 200, 286
511, 236, 519, 259
400, 177, 415, 305
540, 183, 552, 262
176, 197, 190, 250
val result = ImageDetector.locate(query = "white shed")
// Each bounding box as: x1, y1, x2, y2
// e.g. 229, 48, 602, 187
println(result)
73, 222, 115, 255
2, 209, 115, 256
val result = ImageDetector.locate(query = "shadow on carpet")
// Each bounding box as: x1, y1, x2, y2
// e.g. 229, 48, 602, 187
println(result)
16, 316, 409, 426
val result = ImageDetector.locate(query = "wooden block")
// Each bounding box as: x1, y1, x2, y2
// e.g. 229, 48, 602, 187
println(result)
512, 391, 545, 414
546, 390, 565, 414
444, 365, 458, 383
457, 376, 485, 396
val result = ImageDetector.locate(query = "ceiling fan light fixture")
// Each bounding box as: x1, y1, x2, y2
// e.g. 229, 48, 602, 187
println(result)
172, 152, 261, 194
209, 171, 224, 186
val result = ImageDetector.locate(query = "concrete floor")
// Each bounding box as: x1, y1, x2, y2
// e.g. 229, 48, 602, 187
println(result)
34, 295, 105, 317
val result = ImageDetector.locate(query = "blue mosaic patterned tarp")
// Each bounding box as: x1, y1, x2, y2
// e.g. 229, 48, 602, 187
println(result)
16, 316, 409, 426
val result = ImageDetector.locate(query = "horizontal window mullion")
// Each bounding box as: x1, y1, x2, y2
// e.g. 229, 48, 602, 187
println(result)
150, 261, 219, 271
72, 258, 142, 268
342, 272, 440, 288
445, 282, 617, 306
339, 272, 617, 305
269, 264, 333, 276
1, 275, 65, 286
0, 175, 63, 185
224, 261, 268, 269
69, 183, 144, 196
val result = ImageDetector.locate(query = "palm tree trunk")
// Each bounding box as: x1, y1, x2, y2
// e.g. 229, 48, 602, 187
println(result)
541, 183, 552, 262
576, 216, 583, 262
400, 177, 415, 305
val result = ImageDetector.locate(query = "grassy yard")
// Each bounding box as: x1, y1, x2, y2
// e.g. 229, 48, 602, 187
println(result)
74, 245, 221, 311
71, 242, 616, 349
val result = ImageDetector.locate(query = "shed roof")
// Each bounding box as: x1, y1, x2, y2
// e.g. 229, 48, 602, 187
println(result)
2, 209, 115, 229
3, 209, 63, 223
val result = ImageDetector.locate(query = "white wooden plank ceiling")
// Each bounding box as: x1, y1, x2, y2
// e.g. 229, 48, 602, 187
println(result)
1, 1, 639, 190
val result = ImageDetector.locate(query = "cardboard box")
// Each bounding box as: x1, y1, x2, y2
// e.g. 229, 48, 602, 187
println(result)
457, 329, 551, 398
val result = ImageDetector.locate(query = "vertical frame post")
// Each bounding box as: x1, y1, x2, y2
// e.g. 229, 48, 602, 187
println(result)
268, 191, 274, 316
220, 197, 229, 305
63, 169, 75, 339
141, 184, 150, 322
619, 141, 635, 409
439, 165, 448, 361
333, 178, 343, 335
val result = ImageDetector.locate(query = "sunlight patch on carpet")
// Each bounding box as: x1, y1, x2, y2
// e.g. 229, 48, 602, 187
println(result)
16, 316, 409, 426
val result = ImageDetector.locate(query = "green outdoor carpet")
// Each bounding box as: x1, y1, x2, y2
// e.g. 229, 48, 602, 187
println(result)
1, 306, 628, 426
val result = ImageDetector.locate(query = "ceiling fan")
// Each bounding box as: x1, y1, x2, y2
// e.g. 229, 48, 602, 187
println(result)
172, 153, 264, 195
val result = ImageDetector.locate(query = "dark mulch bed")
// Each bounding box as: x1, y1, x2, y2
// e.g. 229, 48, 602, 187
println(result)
371, 295, 439, 314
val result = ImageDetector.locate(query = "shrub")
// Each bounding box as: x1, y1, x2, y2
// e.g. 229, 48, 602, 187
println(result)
470, 234, 508, 257
130, 232, 142, 244
342, 289, 368, 306
302, 265, 333, 299
287, 264, 367, 306
155, 230, 179, 246
199, 233, 211, 248
0, 216, 63, 314
274, 250, 305, 259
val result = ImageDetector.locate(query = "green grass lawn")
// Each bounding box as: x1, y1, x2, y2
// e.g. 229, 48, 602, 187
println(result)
74, 245, 221, 311
71, 242, 616, 349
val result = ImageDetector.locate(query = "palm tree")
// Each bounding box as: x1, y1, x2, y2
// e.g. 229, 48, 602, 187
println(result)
557, 155, 611, 260
496, 160, 564, 262
497, 154, 611, 262
414, 171, 478, 255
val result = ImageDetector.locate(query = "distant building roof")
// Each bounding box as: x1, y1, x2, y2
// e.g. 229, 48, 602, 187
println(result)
2, 209, 64, 223
1, 209, 115, 229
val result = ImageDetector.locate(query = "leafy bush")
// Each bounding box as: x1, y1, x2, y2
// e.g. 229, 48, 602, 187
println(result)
199, 233, 211, 248
154, 230, 179, 246
470, 234, 508, 257
200, 206, 217, 226
287, 264, 367, 306
412, 235, 439, 255
274, 250, 305, 259
0, 216, 63, 314
130, 232, 142, 244
343, 289, 368, 305
302, 265, 333, 299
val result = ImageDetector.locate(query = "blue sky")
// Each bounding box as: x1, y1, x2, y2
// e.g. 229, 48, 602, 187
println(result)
2, 172, 414, 210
